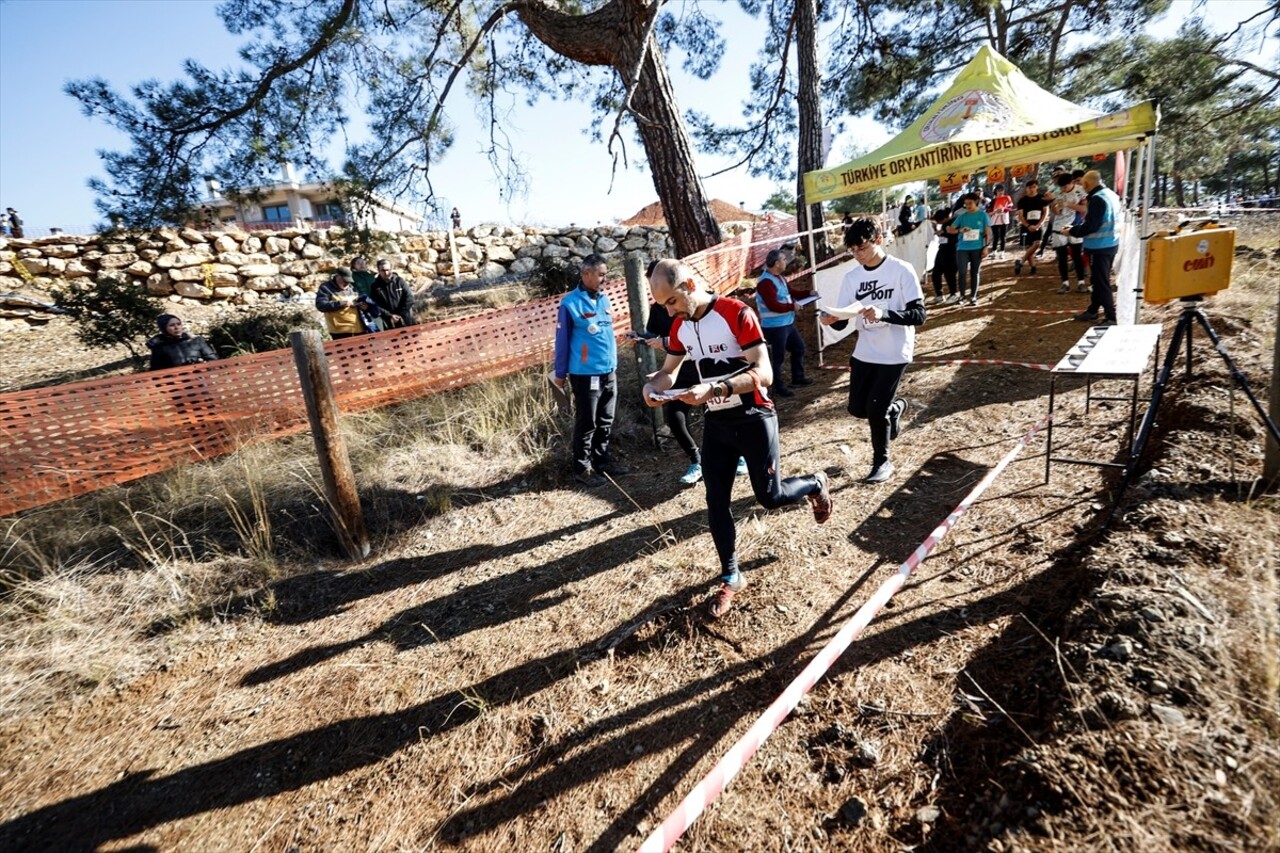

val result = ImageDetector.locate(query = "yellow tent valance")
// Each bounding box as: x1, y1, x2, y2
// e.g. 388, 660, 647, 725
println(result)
805, 46, 1158, 202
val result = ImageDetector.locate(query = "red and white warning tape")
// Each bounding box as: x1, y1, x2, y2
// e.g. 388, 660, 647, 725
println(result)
637, 414, 1052, 853
819, 357, 1055, 372
915, 357, 1055, 371
937, 306, 1078, 315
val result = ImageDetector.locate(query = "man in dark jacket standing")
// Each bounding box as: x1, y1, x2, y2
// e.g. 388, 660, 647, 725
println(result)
370, 259, 416, 326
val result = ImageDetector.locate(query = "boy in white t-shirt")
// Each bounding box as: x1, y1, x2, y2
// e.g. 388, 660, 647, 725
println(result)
819, 218, 927, 484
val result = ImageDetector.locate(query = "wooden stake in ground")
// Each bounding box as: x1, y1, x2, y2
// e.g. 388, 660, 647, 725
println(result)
1266, 283, 1280, 483
290, 330, 371, 559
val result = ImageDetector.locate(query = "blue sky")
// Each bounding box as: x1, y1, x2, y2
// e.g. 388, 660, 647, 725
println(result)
0, 0, 1270, 235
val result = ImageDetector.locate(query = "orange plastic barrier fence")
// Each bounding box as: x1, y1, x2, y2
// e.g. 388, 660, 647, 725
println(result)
744, 218, 799, 273
0, 234, 749, 516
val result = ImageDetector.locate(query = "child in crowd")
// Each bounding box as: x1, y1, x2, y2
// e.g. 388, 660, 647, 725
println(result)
987, 184, 1013, 259
1052, 172, 1088, 293
930, 207, 959, 304
947, 192, 992, 305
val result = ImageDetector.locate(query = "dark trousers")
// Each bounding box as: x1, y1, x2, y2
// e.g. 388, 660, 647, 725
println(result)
663, 400, 699, 464
932, 247, 957, 296
1056, 243, 1085, 282
1085, 245, 1118, 321
991, 223, 1008, 252
763, 323, 807, 387
848, 357, 908, 465
569, 372, 616, 474
956, 248, 983, 299
702, 414, 820, 581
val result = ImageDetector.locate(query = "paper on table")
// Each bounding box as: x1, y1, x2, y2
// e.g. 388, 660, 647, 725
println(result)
817, 301, 864, 319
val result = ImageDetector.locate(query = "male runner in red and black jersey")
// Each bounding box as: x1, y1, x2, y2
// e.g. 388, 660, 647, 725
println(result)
642, 259, 833, 618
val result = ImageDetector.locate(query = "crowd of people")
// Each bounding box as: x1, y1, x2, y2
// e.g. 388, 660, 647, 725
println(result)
555, 164, 1124, 618
146, 255, 420, 373
546, 215, 931, 617
315, 255, 418, 339
924, 166, 1122, 325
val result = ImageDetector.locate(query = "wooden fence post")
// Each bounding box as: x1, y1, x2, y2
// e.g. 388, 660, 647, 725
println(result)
290, 330, 371, 559
625, 255, 662, 446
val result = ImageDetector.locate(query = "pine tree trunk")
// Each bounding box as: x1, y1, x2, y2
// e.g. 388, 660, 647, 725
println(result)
793, 0, 831, 264
516, 0, 720, 259
625, 38, 722, 258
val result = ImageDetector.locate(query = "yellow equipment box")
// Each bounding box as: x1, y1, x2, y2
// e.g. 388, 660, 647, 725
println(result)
1144, 227, 1234, 303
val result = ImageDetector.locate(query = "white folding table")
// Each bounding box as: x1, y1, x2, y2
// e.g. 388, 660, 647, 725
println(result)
1045, 323, 1162, 482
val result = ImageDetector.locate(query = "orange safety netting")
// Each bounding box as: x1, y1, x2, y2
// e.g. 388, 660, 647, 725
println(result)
0, 234, 749, 516
744, 218, 799, 273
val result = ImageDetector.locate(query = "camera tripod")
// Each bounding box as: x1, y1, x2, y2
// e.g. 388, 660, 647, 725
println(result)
1104, 296, 1280, 527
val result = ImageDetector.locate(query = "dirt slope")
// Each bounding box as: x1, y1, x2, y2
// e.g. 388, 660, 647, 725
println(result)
1, 247, 1277, 852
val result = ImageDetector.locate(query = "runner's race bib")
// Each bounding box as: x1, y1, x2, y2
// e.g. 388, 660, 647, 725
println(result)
962, 228, 979, 242
1027, 210, 1041, 221
707, 393, 743, 413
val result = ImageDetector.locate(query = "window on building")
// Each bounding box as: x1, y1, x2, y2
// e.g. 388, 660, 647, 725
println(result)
313, 202, 345, 221
262, 204, 291, 222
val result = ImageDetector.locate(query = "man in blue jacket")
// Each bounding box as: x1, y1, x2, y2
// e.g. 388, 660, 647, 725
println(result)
1069, 170, 1121, 326
552, 253, 629, 487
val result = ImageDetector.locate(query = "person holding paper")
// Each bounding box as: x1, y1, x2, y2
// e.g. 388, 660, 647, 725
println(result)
643, 259, 833, 618
1051, 171, 1088, 294
820, 218, 926, 484
1068, 170, 1121, 326
755, 248, 813, 397
947, 192, 993, 305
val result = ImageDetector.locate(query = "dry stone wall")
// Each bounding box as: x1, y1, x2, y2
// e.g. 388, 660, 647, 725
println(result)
0, 223, 676, 311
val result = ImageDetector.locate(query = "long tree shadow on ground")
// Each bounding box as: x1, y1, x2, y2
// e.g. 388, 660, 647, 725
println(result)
0, 580, 703, 852
239, 502, 712, 686
0, 458, 1094, 852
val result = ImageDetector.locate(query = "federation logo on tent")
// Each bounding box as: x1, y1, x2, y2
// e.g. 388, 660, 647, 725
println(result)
920, 89, 1016, 143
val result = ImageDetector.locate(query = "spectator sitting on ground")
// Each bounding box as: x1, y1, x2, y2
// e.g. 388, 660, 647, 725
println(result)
370, 259, 417, 327
147, 314, 218, 370
316, 267, 384, 338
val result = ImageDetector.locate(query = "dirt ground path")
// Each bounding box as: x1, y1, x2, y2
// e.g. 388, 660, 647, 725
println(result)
2, 252, 1277, 852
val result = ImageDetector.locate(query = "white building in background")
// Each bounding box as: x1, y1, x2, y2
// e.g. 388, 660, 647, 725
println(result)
194, 164, 424, 232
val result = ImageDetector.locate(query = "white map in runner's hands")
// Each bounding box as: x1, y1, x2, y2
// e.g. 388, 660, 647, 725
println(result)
817, 301, 865, 319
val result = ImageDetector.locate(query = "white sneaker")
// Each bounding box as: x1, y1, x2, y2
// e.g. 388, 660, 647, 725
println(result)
679, 463, 702, 486
945, 293, 961, 304
736, 457, 748, 477
1058, 281, 1071, 294
1077, 281, 1090, 293
929, 295, 944, 305
968, 296, 978, 305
